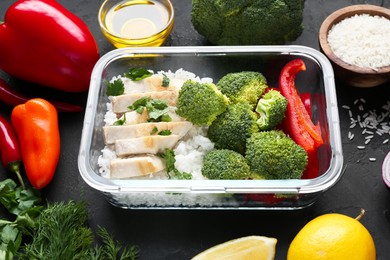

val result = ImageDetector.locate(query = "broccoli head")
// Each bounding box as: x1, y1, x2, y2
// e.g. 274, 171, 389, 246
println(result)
256, 89, 288, 131
245, 130, 308, 180
208, 103, 259, 155
202, 149, 251, 180
176, 80, 229, 126
216, 71, 268, 108
192, 0, 305, 45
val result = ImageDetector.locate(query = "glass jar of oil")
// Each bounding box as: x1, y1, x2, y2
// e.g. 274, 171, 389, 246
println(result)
99, 0, 174, 48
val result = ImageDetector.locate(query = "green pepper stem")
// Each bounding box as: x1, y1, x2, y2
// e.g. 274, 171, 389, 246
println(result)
8, 161, 26, 190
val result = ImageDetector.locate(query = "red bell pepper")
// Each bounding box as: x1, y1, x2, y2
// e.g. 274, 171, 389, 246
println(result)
279, 59, 323, 153
0, 0, 99, 93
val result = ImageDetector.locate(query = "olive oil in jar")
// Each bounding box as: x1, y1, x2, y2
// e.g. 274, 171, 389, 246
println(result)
101, 0, 174, 47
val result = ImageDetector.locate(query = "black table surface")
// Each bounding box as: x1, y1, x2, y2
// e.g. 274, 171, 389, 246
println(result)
1, 1, 389, 259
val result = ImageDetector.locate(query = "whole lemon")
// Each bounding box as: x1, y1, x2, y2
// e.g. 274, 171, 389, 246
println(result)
287, 212, 376, 260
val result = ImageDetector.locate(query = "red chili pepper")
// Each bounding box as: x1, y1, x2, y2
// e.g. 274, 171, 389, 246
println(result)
279, 59, 324, 153
0, 78, 83, 113
11, 98, 60, 189
0, 114, 25, 189
0, 0, 99, 92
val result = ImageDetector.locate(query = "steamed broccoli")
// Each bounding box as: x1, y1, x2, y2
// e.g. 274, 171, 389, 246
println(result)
176, 80, 229, 126
256, 89, 288, 130
245, 130, 308, 180
202, 149, 251, 180
208, 103, 259, 155
191, 0, 305, 45
216, 71, 268, 108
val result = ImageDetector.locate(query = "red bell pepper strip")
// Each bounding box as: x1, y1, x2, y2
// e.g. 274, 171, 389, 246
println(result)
11, 98, 60, 189
279, 59, 323, 153
0, 114, 25, 189
0, 78, 83, 113
297, 93, 320, 179
0, 0, 99, 92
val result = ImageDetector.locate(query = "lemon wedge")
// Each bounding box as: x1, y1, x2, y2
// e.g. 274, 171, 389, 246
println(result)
192, 235, 277, 260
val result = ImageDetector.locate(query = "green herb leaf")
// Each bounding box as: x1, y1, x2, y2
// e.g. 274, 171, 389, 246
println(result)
172, 169, 192, 180
148, 107, 170, 121
160, 114, 172, 122
113, 114, 126, 126
106, 79, 124, 96
0, 179, 42, 258
128, 96, 150, 113
158, 130, 172, 136
150, 126, 158, 135
162, 74, 170, 87
94, 227, 139, 260
159, 149, 192, 180
124, 68, 153, 81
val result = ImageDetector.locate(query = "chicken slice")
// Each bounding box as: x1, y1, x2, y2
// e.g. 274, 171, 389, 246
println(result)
103, 121, 193, 145
111, 91, 178, 113
109, 155, 165, 179
123, 75, 185, 93
115, 134, 181, 157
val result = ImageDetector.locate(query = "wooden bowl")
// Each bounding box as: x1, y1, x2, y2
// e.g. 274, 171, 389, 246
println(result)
319, 5, 390, 88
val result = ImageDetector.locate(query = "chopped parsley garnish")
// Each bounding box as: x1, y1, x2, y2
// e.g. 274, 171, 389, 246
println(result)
162, 74, 170, 87
159, 148, 192, 180
128, 96, 150, 114
124, 68, 153, 81
158, 129, 172, 136
113, 114, 126, 126
128, 97, 172, 122
150, 127, 172, 136
150, 126, 158, 135
106, 79, 124, 96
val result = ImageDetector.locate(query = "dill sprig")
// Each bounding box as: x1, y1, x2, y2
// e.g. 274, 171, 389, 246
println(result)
18, 201, 138, 260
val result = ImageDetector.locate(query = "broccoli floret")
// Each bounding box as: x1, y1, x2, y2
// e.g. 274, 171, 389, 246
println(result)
245, 130, 308, 180
202, 149, 251, 180
192, 0, 305, 45
216, 71, 268, 108
256, 89, 288, 131
208, 103, 259, 155
176, 80, 229, 126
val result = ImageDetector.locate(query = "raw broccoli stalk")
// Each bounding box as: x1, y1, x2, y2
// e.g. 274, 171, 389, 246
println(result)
256, 89, 288, 131
192, 0, 305, 45
176, 80, 229, 126
216, 71, 268, 108
245, 130, 308, 180
202, 149, 252, 180
208, 103, 259, 155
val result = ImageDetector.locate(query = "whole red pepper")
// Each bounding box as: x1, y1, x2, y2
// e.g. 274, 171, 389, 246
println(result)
11, 98, 60, 189
279, 59, 323, 153
0, 114, 25, 189
0, 0, 99, 92
0, 78, 83, 112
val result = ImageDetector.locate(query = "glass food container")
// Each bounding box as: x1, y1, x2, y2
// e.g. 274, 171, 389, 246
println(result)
78, 46, 343, 210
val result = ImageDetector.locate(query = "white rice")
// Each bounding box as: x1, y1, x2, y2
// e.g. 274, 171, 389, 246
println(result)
327, 14, 390, 69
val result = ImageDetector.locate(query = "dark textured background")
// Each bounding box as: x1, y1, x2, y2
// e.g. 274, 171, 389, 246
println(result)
0, 1, 389, 259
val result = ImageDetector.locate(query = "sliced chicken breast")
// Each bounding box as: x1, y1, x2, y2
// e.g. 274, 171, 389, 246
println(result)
123, 75, 185, 94
103, 121, 193, 145
111, 91, 178, 113
109, 155, 165, 179
115, 134, 181, 157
